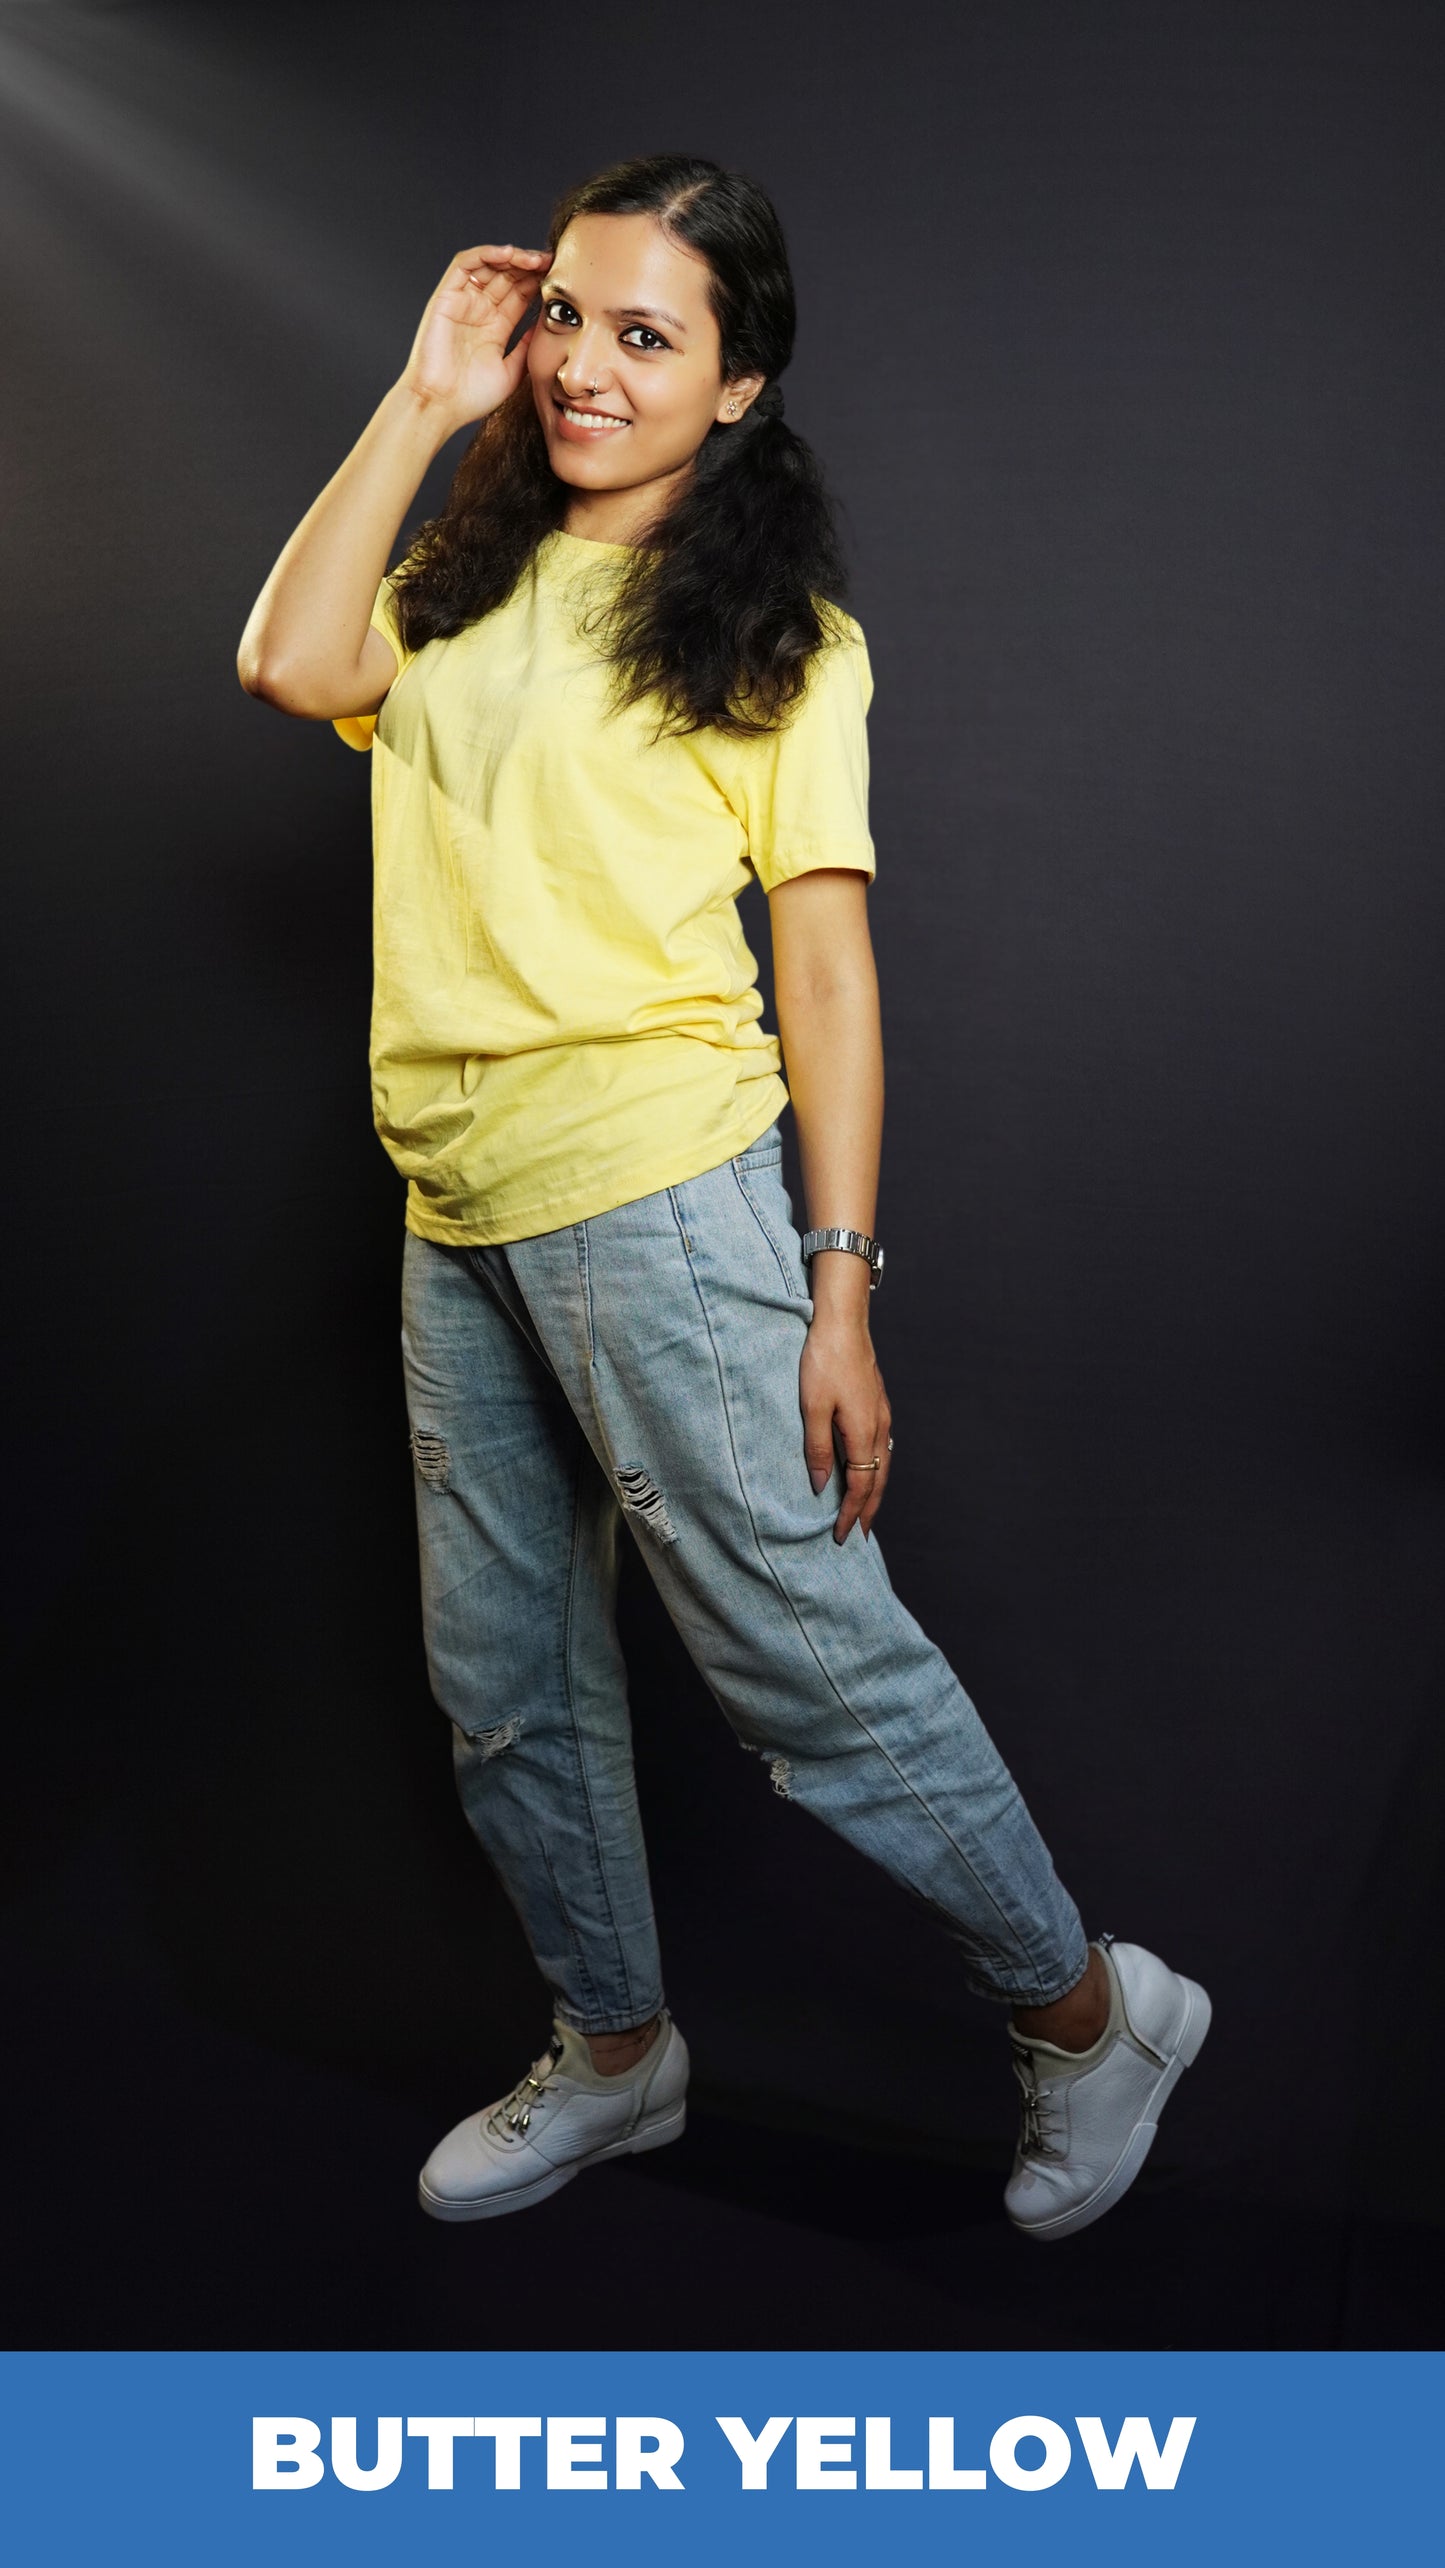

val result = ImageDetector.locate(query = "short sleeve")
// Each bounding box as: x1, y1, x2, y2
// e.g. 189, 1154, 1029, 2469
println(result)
730, 615, 875, 892
331, 571, 418, 752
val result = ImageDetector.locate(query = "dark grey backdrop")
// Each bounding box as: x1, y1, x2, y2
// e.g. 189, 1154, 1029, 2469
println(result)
4, 0, 1442, 2347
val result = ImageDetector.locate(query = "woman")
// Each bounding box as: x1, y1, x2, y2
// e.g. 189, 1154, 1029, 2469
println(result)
239, 154, 1209, 2241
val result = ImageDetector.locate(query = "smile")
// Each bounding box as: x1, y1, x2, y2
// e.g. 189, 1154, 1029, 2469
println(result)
553, 400, 631, 435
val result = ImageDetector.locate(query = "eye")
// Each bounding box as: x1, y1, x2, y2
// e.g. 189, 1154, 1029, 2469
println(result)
542, 298, 579, 326
620, 325, 670, 352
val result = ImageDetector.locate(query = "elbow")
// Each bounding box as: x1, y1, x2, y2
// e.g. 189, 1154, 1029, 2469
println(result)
237, 643, 377, 721
237, 632, 283, 706
775, 955, 879, 1021
236, 646, 310, 714
236, 603, 312, 709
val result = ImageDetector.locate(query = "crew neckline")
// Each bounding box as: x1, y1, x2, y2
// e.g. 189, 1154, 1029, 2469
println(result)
550, 527, 636, 555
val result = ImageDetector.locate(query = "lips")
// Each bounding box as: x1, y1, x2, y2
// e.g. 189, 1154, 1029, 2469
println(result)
552, 396, 632, 437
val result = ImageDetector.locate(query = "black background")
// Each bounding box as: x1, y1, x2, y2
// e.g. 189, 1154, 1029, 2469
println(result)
3, 0, 1442, 2348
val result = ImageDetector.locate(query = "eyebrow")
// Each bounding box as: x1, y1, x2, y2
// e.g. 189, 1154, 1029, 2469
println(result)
545, 287, 688, 333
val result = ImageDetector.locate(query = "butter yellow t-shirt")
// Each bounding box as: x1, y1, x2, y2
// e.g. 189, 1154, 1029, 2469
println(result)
334, 528, 875, 1245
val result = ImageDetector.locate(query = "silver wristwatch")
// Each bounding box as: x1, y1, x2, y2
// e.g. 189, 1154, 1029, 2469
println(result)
800, 1227, 885, 1290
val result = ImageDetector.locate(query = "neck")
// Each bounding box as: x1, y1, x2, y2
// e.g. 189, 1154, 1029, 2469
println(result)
563, 461, 690, 547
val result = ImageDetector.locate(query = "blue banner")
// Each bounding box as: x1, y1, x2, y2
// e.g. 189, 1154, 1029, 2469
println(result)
1, 2350, 1436, 2564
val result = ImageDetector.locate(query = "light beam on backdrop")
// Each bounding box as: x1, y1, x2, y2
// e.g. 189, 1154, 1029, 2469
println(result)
0, 5, 414, 368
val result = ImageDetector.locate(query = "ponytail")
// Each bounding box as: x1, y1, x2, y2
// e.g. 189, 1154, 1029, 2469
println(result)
590, 387, 848, 740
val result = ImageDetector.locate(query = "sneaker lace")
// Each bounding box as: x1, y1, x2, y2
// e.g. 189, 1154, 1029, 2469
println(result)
486, 2034, 564, 2145
1010, 2042, 1065, 2160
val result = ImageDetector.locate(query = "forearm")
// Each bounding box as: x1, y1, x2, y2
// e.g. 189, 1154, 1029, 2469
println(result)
771, 893, 892, 1536
775, 941, 884, 1324
236, 379, 457, 709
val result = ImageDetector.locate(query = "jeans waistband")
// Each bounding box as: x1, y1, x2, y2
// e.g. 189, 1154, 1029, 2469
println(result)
735, 1120, 782, 1167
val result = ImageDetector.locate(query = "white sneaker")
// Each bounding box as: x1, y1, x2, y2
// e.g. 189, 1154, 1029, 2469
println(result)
1004, 1934, 1211, 2241
418, 2012, 689, 2222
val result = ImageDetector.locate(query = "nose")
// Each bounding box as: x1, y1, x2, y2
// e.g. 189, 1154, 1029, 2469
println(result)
556, 327, 614, 398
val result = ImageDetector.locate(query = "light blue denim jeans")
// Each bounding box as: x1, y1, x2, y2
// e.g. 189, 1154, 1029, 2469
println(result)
399, 1122, 1090, 2033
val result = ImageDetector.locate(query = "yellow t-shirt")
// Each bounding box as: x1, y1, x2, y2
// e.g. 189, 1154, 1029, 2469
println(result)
334, 528, 875, 1245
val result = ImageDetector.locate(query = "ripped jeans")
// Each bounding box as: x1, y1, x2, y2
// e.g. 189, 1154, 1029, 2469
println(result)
400, 1122, 1090, 2034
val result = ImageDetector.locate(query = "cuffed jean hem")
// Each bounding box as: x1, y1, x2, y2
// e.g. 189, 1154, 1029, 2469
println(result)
549, 1996, 668, 2038
980, 1933, 1095, 2011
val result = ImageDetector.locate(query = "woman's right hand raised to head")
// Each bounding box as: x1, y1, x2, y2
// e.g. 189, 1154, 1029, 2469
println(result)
398, 244, 552, 433
237, 242, 551, 719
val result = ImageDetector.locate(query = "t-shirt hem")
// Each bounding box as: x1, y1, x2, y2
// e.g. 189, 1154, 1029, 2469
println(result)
400, 1084, 789, 1247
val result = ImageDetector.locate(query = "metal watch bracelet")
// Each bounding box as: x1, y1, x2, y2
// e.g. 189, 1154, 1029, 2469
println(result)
800, 1227, 885, 1290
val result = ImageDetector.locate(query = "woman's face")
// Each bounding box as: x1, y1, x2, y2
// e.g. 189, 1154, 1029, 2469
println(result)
528, 212, 763, 509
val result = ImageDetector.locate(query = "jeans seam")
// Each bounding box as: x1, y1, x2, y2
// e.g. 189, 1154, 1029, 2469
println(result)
559, 1442, 644, 2025
667, 1193, 1066, 1989
535, 1829, 597, 2023
573, 1223, 596, 1362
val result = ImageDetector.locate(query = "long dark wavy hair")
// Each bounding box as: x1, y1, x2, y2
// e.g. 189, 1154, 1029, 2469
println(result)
390, 154, 848, 738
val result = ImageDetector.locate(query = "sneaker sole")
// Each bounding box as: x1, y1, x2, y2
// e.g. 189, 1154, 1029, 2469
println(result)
1006, 1974, 1212, 2243
417, 2096, 687, 2224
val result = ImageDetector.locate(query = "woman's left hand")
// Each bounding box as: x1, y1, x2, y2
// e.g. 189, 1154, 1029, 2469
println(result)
800, 1304, 893, 1544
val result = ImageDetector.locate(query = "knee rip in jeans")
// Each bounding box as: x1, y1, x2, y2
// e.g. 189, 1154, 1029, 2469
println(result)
456, 1716, 520, 1761
410, 1426, 450, 1490
738, 1739, 794, 1799
615, 1465, 678, 1547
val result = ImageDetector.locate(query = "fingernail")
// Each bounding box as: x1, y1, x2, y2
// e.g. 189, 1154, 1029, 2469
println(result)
809, 1470, 827, 1492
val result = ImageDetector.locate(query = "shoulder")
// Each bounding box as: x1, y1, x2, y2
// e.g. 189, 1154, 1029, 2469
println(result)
797, 602, 873, 715
803, 598, 867, 660
816, 600, 866, 651
713, 608, 872, 761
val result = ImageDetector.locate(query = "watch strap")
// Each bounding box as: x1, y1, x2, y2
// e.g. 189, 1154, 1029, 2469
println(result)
801, 1226, 885, 1289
